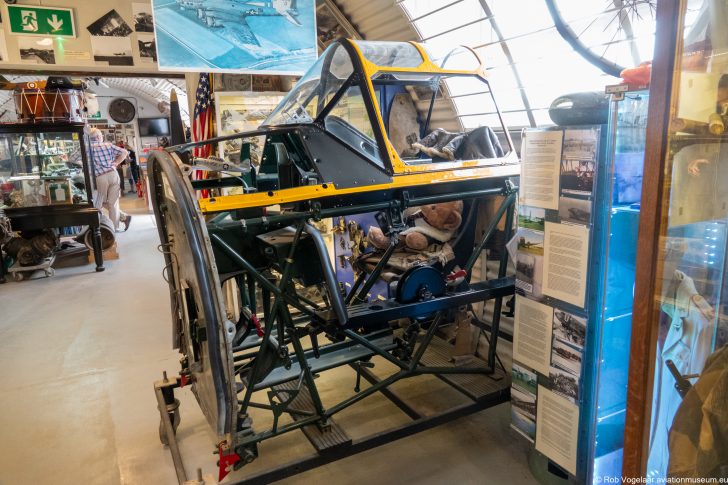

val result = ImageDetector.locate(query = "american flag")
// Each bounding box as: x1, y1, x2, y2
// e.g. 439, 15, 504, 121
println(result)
192, 73, 213, 184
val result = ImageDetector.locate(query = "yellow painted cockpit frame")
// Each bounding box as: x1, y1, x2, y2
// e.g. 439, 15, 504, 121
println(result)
195, 39, 519, 213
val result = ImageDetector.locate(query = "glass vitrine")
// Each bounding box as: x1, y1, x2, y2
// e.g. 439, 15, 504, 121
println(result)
632, 0, 728, 480
0, 123, 93, 210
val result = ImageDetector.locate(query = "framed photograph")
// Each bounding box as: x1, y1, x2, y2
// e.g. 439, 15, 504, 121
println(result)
152, 0, 317, 73
214, 91, 286, 168
46, 179, 73, 205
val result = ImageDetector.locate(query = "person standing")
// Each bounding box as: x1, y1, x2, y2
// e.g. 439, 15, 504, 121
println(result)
73, 129, 132, 232
125, 143, 139, 194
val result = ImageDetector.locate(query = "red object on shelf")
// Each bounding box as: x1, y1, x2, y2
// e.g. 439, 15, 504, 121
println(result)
620, 62, 652, 86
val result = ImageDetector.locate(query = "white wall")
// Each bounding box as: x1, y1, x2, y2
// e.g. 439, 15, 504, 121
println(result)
0, 0, 167, 75
92, 84, 164, 120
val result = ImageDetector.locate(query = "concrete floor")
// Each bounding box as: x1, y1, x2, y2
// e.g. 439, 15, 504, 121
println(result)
0, 196, 538, 485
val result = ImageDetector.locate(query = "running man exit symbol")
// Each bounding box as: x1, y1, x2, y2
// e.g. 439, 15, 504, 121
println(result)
21, 11, 38, 32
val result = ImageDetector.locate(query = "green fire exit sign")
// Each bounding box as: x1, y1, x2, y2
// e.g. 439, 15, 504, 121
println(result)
7, 5, 76, 38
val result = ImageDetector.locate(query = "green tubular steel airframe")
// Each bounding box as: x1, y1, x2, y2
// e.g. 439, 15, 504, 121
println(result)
148, 38, 520, 483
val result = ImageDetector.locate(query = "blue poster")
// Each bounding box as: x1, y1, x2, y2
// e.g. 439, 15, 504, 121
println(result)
151, 0, 317, 73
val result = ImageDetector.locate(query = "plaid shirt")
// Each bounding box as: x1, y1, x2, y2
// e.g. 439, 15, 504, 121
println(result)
88, 142, 125, 176
70, 142, 126, 177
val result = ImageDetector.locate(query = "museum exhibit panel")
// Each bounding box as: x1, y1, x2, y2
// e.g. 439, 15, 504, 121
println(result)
10, 0, 728, 484
512, 88, 648, 482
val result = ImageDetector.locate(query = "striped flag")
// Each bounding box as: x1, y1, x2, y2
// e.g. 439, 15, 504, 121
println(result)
192, 73, 213, 187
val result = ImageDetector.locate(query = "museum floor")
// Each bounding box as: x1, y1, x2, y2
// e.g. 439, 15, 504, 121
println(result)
0, 196, 538, 485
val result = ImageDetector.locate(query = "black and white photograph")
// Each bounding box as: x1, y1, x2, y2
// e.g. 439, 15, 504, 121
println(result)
87, 9, 133, 37
512, 363, 538, 394
558, 196, 592, 225
551, 338, 583, 377
562, 128, 598, 161
511, 387, 536, 441
18, 37, 55, 65
91, 36, 134, 66
511, 387, 536, 420
516, 251, 544, 299
137, 33, 157, 62
549, 366, 579, 401
552, 308, 586, 350
133, 2, 155, 32
560, 159, 595, 195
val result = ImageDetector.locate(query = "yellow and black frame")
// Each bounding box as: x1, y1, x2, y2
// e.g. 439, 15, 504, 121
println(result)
148, 39, 520, 483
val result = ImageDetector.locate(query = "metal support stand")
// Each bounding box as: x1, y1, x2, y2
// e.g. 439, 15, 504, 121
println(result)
154, 372, 188, 484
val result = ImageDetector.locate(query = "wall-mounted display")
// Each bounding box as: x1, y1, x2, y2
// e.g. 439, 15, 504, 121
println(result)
512, 92, 649, 483
151, 0, 317, 73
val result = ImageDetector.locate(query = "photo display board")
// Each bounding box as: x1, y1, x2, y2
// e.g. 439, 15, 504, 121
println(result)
511, 127, 600, 476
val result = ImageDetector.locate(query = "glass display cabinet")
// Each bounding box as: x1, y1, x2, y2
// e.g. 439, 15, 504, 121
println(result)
584, 90, 648, 481
0, 122, 105, 279
514, 90, 648, 483
625, 0, 728, 480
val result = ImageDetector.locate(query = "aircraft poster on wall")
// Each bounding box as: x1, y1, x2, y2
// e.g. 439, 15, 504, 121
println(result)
151, 0, 317, 74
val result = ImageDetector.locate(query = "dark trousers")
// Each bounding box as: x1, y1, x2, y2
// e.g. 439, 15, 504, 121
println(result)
116, 167, 125, 192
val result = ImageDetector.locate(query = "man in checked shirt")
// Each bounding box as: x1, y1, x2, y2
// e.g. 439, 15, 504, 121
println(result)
72, 128, 132, 232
